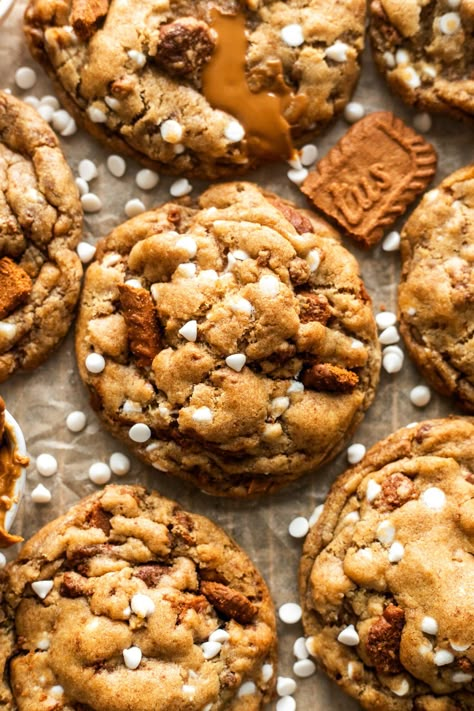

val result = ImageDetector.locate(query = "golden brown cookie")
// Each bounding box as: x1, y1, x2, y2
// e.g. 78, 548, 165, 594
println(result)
24, 0, 366, 179
370, 0, 474, 121
399, 165, 474, 413
0, 91, 83, 382
300, 417, 474, 711
301, 112, 437, 248
0, 485, 277, 710
75, 182, 380, 497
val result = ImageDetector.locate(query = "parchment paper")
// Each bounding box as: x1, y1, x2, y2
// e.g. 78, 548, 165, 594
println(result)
0, 2, 470, 708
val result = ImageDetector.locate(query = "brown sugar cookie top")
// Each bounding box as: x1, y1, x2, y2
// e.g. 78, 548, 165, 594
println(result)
0, 91, 83, 382
370, 0, 474, 121
300, 417, 474, 711
0, 485, 277, 710
75, 182, 380, 497
399, 165, 474, 413
24, 0, 366, 180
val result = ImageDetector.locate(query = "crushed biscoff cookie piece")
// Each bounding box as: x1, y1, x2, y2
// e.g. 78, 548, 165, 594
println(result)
300, 417, 474, 711
75, 182, 380, 497
0, 484, 277, 710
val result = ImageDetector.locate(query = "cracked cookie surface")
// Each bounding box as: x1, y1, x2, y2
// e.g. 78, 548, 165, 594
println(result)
24, 0, 366, 180
0, 485, 277, 711
370, 0, 474, 120
0, 91, 83, 383
398, 165, 474, 413
299, 417, 474, 711
75, 182, 380, 497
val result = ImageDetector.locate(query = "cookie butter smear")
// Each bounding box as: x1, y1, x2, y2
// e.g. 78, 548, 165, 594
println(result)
202, 9, 296, 159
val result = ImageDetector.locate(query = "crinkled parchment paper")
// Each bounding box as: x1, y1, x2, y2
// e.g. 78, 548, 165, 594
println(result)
0, 2, 470, 708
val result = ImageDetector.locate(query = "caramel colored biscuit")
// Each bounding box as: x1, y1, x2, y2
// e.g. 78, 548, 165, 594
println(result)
0, 257, 32, 320
301, 112, 437, 247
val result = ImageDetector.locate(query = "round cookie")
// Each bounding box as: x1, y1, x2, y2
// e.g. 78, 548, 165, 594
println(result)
0, 484, 277, 710
75, 182, 380, 497
24, 0, 366, 180
0, 91, 83, 382
398, 165, 474, 413
370, 0, 474, 120
300, 417, 474, 711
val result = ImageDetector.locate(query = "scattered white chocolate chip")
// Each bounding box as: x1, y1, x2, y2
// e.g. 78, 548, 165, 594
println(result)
160, 119, 183, 144
210, 629, 230, 644
376, 311, 396, 330
344, 101, 365, 123
347, 443, 366, 464
376, 520, 396, 546
15, 66, 37, 90
107, 154, 127, 178
127, 49, 146, 68
325, 40, 349, 62
434, 649, 454, 666
261, 663, 274, 683
413, 112, 432, 133
388, 541, 404, 563
192, 407, 213, 424
131, 593, 155, 617
136, 169, 159, 190
383, 51, 396, 68
66, 410, 87, 433
75, 177, 89, 196
78, 159, 98, 182
35, 106, 53, 125
450, 641, 470, 652
178, 320, 198, 342
379, 326, 400, 345
366, 479, 381, 502
259, 274, 280, 297
337, 625, 360, 646
32, 580, 54, 600
123, 646, 142, 670
238, 681, 257, 697
277, 677, 297, 696
278, 602, 302, 624
383, 350, 404, 374
170, 178, 192, 197
306, 249, 320, 272
60, 117, 77, 136
176, 235, 197, 257
281, 23, 304, 47
382, 230, 401, 251
36, 453, 58, 478
201, 641, 222, 659
51, 109, 71, 133
410, 385, 431, 407
421, 487, 446, 511
88, 462, 112, 485
87, 106, 107, 123
109, 452, 131, 476
129, 423, 152, 443
271, 396, 289, 418
77, 241, 97, 263
288, 516, 309, 539
287, 167, 308, 185
439, 12, 461, 34
85, 352, 105, 373
31, 483, 52, 504
224, 120, 245, 142
421, 616, 439, 635
24, 95, 39, 108
300, 144, 318, 166
125, 199, 146, 218
293, 637, 309, 660
225, 353, 246, 372
308, 504, 324, 528
0, 553, 6, 569
81, 193, 103, 213
293, 659, 315, 678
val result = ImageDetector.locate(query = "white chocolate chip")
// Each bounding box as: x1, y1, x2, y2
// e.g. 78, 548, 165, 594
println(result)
107, 155, 127, 178
277, 677, 297, 696
37, 635, 50, 650
37, 105, 55, 123
263, 422, 283, 439
421, 487, 446, 511
50, 686, 64, 698
271, 396, 290, 418
224, 120, 245, 142
383, 351, 404, 374
15, 66, 37, 90
41, 96, 60, 110
77, 242, 96, 263
439, 12, 461, 34
450, 641, 470, 652
209, 629, 230, 643
366, 479, 381, 502
229, 297, 253, 315
287, 380, 304, 394
182, 684, 195, 696
124, 279, 142, 289
170, 178, 192, 197
287, 167, 308, 185
278, 602, 302, 624
127, 49, 147, 68
75, 177, 89, 196
393, 679, 410, 697
384, 51, 396, 68
192, 407, 213, 424
410, 385, 431, 407
325, 41, 349, 62
300, 144, 318, 166
24, 96, 40, 108
136, 169, 159, 191
379, 326, 400, 345
109, 452, 131, 476
308, 504, 324, 528
105, 95, 120, 111
232, 249, 249, 261
125, 199, 146, 218
85, 353, 105, 373
261, 663, 273, 682
225, 353, 246, 372
0, 553, 6, 569
176, 235, 197, 258
281, 23, 304, 47
60, 117, 77, 136
400, 66, 421, 89
81, 193, 103, 213
32, 580, 54, 599
421, 616, 438, 635
293, 637, 309, 660
36, 453, 58, 477
382, 230, 401, 251
434, 649, 454, 666
388, 541, 404, 563
306, 249, 321, 272
413, 112, 432, 133
178, 320, 198, 342
452, 672, 472, 683
347, 443, 366, 464
376, 311, 397, 329
344, 101, 365, 123
0, 322, 17, 341
344, 511, 360, 525
78, 159, 98, 182
31, 484, 52, 504
293, 659, 316, 677
87, 106, 107, 123
376, 520, 396, 546
88, 462, 112, 485
288, 516, 309, 539
337, 625, 359, 646
128, 423, 151, 443
201, 641, 222, 659
123, 646, 142, 670
395, 49, 410, 65
131, 593, 155, 617
238, 681, 257, 697
51, 109, 71, 133
66, 410, 87, 433
160, 119, 183, 144
259, 274, 280, 297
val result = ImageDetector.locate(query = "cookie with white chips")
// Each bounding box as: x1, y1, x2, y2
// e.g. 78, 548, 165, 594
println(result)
0, 91, 82, 382
24, 0, 366, 179
0, 485, 277, 710
300, 417, 474, 711
75, 182, 380, 497
370, 0, 474, 121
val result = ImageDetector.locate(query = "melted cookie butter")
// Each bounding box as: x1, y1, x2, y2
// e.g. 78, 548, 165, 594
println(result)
202, 9, 299, 159
0, 421, 25, 546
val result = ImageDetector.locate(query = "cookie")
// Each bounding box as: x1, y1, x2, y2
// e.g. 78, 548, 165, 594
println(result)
0, 91, 83, 382
370, 0, 474, 120
301, 112, 437, 248
0, 397, 28, 547
300, 417, 474, 711
0, 484, 277, 710
398, 165, 474, 413
75, 182, 380, 497
24, 0, 366, 180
